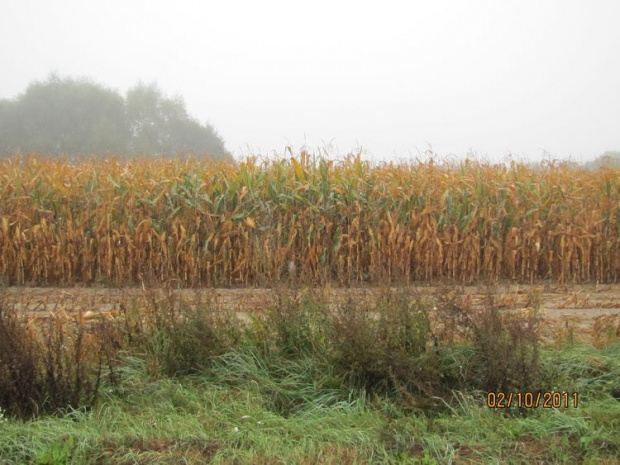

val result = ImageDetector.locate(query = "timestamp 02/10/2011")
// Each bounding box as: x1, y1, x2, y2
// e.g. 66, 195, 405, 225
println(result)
486, 391, 579, 409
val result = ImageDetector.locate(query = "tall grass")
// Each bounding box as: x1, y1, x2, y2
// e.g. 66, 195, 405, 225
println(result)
0, 153, 617, 286
0, 285, 551, 419
1, 286, 619, 463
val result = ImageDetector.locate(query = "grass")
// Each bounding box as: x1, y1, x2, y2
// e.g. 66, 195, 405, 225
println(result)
0, 344, 618, 464
1, 286, 619, 463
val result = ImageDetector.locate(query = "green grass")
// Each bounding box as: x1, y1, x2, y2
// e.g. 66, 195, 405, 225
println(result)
1, 343, 619, 464
1, 287, 619, 463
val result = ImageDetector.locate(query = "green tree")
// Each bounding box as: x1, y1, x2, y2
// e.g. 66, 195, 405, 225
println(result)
585, 151, 620, 170
0, 99, 18, 153
126, 82, 232, 161
1, 74, 129, 156
0, 74, 233, 162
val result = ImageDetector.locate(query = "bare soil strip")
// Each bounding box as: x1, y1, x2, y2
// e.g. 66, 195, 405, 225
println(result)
3, 284, 619, 344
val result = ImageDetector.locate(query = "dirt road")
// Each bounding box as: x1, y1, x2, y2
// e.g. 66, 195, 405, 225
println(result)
3, 283, 619, 344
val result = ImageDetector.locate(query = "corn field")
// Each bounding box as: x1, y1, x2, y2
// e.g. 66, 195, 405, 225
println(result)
0, 153, 618, 286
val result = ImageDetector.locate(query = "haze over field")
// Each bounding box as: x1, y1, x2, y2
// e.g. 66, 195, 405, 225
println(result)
1, 0, 619, 162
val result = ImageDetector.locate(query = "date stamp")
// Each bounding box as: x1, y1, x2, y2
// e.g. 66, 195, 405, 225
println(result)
486, 391, 579, 409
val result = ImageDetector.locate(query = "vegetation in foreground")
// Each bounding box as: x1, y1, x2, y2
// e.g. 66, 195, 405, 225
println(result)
1, 286, 619, 463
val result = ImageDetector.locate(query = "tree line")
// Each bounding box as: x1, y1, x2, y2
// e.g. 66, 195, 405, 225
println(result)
0, 74, 233, 162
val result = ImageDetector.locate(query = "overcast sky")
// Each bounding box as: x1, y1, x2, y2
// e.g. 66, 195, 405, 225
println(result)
1, 0, 619, 163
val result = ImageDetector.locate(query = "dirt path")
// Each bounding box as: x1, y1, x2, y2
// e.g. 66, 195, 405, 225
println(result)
3, 283, 620, 344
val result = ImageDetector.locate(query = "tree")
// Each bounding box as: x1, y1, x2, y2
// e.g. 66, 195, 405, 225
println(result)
0, 74, 233, 162
167, 119, 231, 162
0, 99, 18, 153
125, 82, 232, 161
585, 151, 620, 170
1, 74, 129, 156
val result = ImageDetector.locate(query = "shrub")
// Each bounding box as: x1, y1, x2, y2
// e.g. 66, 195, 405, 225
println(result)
0, 297, 112, 419
130, 287, 242, 378
328, 290, 442, 409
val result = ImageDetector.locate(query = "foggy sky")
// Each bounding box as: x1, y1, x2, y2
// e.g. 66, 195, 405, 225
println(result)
1, 0, 619, 163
